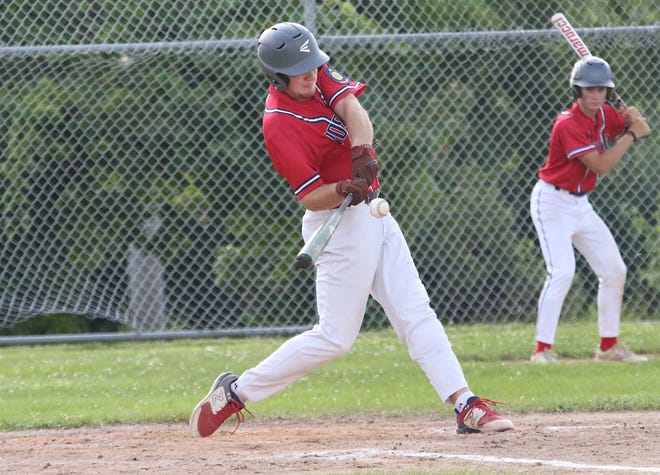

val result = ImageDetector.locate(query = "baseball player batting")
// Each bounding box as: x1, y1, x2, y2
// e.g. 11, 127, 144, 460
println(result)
529, 56, 650, 363
189, 21, 513, 437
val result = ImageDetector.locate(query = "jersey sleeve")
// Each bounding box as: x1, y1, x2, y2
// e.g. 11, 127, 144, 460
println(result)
554, 116, 598, 160
263, 121, 323, 200
557, 105, 627, 160
317, 64, 366, 109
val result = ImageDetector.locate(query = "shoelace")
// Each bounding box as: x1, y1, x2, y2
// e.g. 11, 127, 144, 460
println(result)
226, 399, 253, 435
459, 397, 507, 421
474, 398, 507, 408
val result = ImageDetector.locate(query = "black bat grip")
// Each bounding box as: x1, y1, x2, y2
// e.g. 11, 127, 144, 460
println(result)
295, 253, 314, 269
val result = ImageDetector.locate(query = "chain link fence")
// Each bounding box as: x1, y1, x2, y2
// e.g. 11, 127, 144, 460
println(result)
0, 1, 657, 340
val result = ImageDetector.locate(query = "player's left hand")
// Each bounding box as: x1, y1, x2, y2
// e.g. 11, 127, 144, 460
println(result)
624, 107, 651, 140
350, 144, 379, 184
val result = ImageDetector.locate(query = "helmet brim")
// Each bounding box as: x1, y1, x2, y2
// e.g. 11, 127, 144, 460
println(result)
573, 80, 615, 88
274, 50, 329, 76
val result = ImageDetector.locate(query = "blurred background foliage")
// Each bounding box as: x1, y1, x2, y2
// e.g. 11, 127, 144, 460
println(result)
0, 1, 657, 336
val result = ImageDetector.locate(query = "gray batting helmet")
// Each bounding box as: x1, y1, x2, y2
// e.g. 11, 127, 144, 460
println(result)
257, 22, 329, 90
570, 56, 615, 99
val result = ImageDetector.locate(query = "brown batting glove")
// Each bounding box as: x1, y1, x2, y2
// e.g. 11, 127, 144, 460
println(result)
335, 178, 369, 206
350, 144, 379, 184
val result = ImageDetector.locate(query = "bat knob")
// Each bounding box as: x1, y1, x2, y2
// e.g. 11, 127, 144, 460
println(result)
295, 253, 313, 269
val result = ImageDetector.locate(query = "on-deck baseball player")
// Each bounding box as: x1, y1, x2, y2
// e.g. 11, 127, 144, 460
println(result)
189, 21, 513, 437
530, 56, 650, 363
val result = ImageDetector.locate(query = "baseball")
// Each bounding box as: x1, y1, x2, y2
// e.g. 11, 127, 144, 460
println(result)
369, 198, 390, 218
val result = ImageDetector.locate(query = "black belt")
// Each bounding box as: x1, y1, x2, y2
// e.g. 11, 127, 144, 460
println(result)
554, 185, 588, 197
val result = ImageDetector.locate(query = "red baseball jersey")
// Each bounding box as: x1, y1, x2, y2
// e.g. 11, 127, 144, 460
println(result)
262, 64, 367, 200
539, 101, 626, 194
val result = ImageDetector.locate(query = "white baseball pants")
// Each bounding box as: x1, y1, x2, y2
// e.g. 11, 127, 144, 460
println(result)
237, 201, 468, 404
530, 180, 626, 344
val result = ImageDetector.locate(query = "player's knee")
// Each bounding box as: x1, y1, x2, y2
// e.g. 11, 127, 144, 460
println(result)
601, 260, 627, 285
614, 260, 627, 281
334, 336, 356, 355
548, 267, 575, 290
318, 328, 357, 356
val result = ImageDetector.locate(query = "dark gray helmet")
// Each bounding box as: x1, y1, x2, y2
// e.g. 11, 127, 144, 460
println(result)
570, 56, 615, 99
257, 22, 329, 90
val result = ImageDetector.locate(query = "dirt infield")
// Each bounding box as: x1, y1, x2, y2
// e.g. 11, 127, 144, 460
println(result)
2, 411, 659, 474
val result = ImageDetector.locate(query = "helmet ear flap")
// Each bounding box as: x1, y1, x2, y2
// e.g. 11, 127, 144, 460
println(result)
573, 85, 582, 99
264, 71, 290, 90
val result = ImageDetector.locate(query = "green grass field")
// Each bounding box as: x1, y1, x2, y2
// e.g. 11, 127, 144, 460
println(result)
0, 320, 658, 431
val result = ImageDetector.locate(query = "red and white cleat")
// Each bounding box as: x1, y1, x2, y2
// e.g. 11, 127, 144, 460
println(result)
456, 397, 514, 434
189, 372, 250, 438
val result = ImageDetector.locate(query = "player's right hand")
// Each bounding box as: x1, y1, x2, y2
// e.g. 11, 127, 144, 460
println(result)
335, 178, 369, 205
624, 107, 651, 140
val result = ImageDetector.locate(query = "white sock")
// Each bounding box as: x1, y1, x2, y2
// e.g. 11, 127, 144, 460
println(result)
454, 391, 475, 413
231, 381, 248, 403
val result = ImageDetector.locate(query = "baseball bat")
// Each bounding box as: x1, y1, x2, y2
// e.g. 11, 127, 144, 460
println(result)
551, 13, 626, 108
295, 192, 353, 269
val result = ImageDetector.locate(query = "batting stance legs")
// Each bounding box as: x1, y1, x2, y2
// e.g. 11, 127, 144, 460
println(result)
236, 204, 467, 402
531, 181, 627, 346
189, 204, 513, 437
